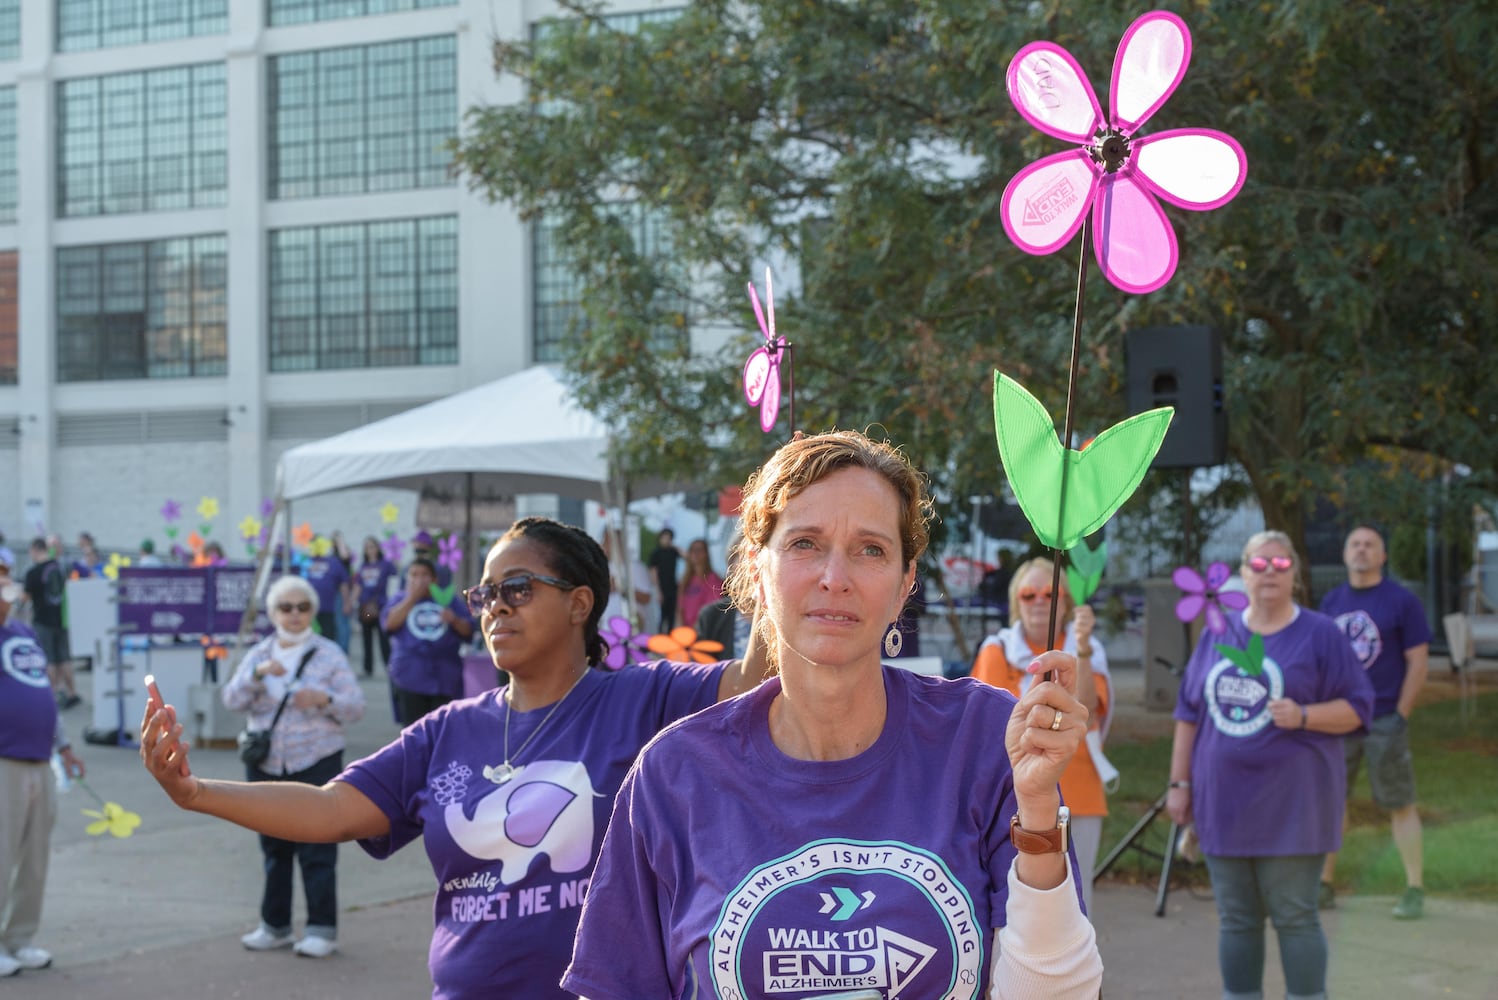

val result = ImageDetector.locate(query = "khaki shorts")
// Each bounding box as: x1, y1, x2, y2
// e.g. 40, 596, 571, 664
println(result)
1345, 712, 1416, 810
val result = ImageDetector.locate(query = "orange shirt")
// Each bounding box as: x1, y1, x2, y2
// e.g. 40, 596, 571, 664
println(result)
970, 635, 1110, 817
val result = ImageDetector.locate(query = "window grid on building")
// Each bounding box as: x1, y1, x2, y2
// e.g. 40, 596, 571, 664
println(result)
56, 235, 227, 382
0, 87, 16, 223
0, 0, 18, 60
532, 204, 687, 364
266, 0, 454, 30
57, 0, 228, 53
269, 215, 457, 372
267, 35, 455, 200
0, 251, 15, 384
58, 63, 227, 218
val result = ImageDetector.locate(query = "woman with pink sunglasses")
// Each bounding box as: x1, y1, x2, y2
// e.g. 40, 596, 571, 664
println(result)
1168, 530, 1374, 1000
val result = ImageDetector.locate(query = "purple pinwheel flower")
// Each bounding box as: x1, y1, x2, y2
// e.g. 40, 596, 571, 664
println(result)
599, 615, 649, 671
1001, 11, 1247, 294
160, 499, 182, 523
437, 534, 463, 573
381, 535, 407, 564
259, 497, 276, 518
1173, 561, 1248, 635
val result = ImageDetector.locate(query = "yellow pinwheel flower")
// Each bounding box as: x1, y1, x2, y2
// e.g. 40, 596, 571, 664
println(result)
103, 553, 132, 581
83, 802, 143, 838
239, 515, 262, 540
309, 536, 333, 558
197, 496, 220, 521
380, 502, 400, 524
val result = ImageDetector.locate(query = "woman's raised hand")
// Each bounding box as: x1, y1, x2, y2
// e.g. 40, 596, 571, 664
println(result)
139, 692, 201, 810
1003, 650, 1089, 802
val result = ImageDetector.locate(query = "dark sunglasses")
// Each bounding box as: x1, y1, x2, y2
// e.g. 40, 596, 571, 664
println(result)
276, 601, 313, 614
1246, 555, 1294, 573
1018, 586, 1054, 603
464, 573, 577, 614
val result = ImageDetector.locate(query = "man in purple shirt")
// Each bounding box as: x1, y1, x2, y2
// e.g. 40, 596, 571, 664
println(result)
1318, 525, 1432, 919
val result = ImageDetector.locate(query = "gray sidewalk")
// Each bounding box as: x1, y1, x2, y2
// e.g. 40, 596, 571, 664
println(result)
12, 670, 1498, 998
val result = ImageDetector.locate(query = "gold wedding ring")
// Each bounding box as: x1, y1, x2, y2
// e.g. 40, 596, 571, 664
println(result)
1050, 708, 1064, 731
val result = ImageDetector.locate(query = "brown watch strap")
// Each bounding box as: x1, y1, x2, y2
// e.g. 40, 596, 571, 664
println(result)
1009, 811, 1068, 854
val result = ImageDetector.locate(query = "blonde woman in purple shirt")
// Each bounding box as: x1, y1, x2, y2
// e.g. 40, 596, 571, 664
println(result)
221, 575, 366, 959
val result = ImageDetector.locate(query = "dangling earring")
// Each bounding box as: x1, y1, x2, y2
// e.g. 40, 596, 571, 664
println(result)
883, 624, 903, 658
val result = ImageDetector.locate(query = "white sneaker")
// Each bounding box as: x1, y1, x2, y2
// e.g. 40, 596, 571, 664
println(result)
0, 951, 19, 978
293, 936, 337, 959
13, 947, 51, 970
240, 926, 294, 951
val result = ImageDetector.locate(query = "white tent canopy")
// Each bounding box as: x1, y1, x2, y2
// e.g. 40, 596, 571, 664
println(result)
277, 365, 674, 503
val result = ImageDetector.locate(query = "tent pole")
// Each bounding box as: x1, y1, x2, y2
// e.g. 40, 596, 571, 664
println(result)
464, 472, 475, 588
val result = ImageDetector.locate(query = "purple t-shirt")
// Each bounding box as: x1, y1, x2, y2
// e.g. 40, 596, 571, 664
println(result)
336, 660, 725, 1000
1319, 578, 1431, 718
1174, 608, 1374, 857
565, 667, 1078, 1000
356, 559, 397, 606
303, 556, 349, 613
382, 590, 475, 698
0, 623, 58, 761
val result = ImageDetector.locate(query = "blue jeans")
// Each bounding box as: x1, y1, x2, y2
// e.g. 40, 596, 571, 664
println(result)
1204, 853, 1328, 1000
247, 751, 343, 939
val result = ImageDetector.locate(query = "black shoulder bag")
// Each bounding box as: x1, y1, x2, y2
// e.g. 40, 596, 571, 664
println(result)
237, 646, 319, 768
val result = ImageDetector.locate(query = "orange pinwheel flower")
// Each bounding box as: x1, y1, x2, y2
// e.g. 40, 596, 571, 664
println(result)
293, 522, 314, 549
645, 627, 725, 665
186, 530, 205, 553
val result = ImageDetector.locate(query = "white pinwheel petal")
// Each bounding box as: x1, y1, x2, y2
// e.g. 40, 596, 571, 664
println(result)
1134, 129, 1247, 210
1001, 149, 1099, 256
1110, 11, 1191, 132
1093, 173, 1177, 294
1006, 41, 1104, 143
743, 347, 773, 406
758, 362, 781, 433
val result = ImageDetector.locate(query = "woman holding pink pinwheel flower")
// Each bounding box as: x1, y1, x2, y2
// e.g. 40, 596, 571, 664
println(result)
1169, 531, 1373, 999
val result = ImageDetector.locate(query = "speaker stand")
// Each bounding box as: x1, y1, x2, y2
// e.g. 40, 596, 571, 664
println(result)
1093, 787, 1182, 917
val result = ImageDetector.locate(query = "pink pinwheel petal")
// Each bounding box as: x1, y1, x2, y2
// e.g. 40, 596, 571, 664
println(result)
747, 280, 771, 341
1093, 172, 1177, 294
1175, 594, 1205, 624
1001, 149, 1099, 256
1172, 564, 1206, 594
1204, 601, 1227, 635
1134, 129, 1247, 211
1204, 560, 1233, 591
1109, 11, 1190, 132
1006, 41, 1104, 143
743, 347, 773, 406
758, 365, 782, 433
1218, 590, 1249, 611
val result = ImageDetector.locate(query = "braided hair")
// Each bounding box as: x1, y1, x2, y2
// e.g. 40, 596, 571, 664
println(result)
497, 517, 612, 667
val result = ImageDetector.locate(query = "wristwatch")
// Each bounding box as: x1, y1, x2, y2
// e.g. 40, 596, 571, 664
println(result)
1010, 805, 1070, 854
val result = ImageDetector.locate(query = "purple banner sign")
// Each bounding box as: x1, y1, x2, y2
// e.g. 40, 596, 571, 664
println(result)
211, 567, 271, 635
117, 568, 212, 635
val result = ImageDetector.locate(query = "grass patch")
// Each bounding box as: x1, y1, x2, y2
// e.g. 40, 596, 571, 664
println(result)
1096, 690, 1498, 900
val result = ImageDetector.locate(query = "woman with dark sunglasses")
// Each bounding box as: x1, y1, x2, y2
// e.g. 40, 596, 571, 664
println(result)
140, 517, 767, 1000
219, 574, 367, 959
969, 555, 1114, 915
1168, 530, 1374, 1000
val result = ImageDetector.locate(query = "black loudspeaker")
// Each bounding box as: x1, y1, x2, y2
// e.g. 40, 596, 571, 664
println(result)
1125, 325, 1226, 468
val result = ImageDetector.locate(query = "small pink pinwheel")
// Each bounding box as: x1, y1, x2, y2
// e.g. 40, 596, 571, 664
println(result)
1001, 10, 1247, 293
1173, 561, 1248, 635
437, 534, 463, 573
600, 615, 650, 671
743, 267, 792, 434
381, 535, 407, 565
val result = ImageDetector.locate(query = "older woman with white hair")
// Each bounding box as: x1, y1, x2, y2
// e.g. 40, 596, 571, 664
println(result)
221, 575, 365, 959
1168, 530, 1374, 1000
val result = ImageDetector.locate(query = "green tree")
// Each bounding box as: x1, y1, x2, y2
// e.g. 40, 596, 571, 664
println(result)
455, 0, 1497, 592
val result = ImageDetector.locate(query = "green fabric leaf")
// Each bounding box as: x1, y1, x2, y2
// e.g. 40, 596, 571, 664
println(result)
992, 373, 1174, 551
1066, 566, 1103, 604
429, 582, 457, 607
1068, 538, 1108, 576
1213, 632, 1265, 676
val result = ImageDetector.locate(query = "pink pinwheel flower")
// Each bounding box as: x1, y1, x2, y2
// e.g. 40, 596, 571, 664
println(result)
743, 268, 786, 434
437, 534, 463, 573
600, 615, 650, 671
1173, 561, 1248, 635
381, 535, 407, 565
1001, 11, 1247, 294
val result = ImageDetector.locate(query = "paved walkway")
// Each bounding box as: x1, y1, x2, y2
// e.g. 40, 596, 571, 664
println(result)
11, 667, 1498, 998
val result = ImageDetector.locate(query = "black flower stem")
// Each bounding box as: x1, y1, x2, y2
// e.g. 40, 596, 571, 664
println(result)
1045, 215, 1091, 681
